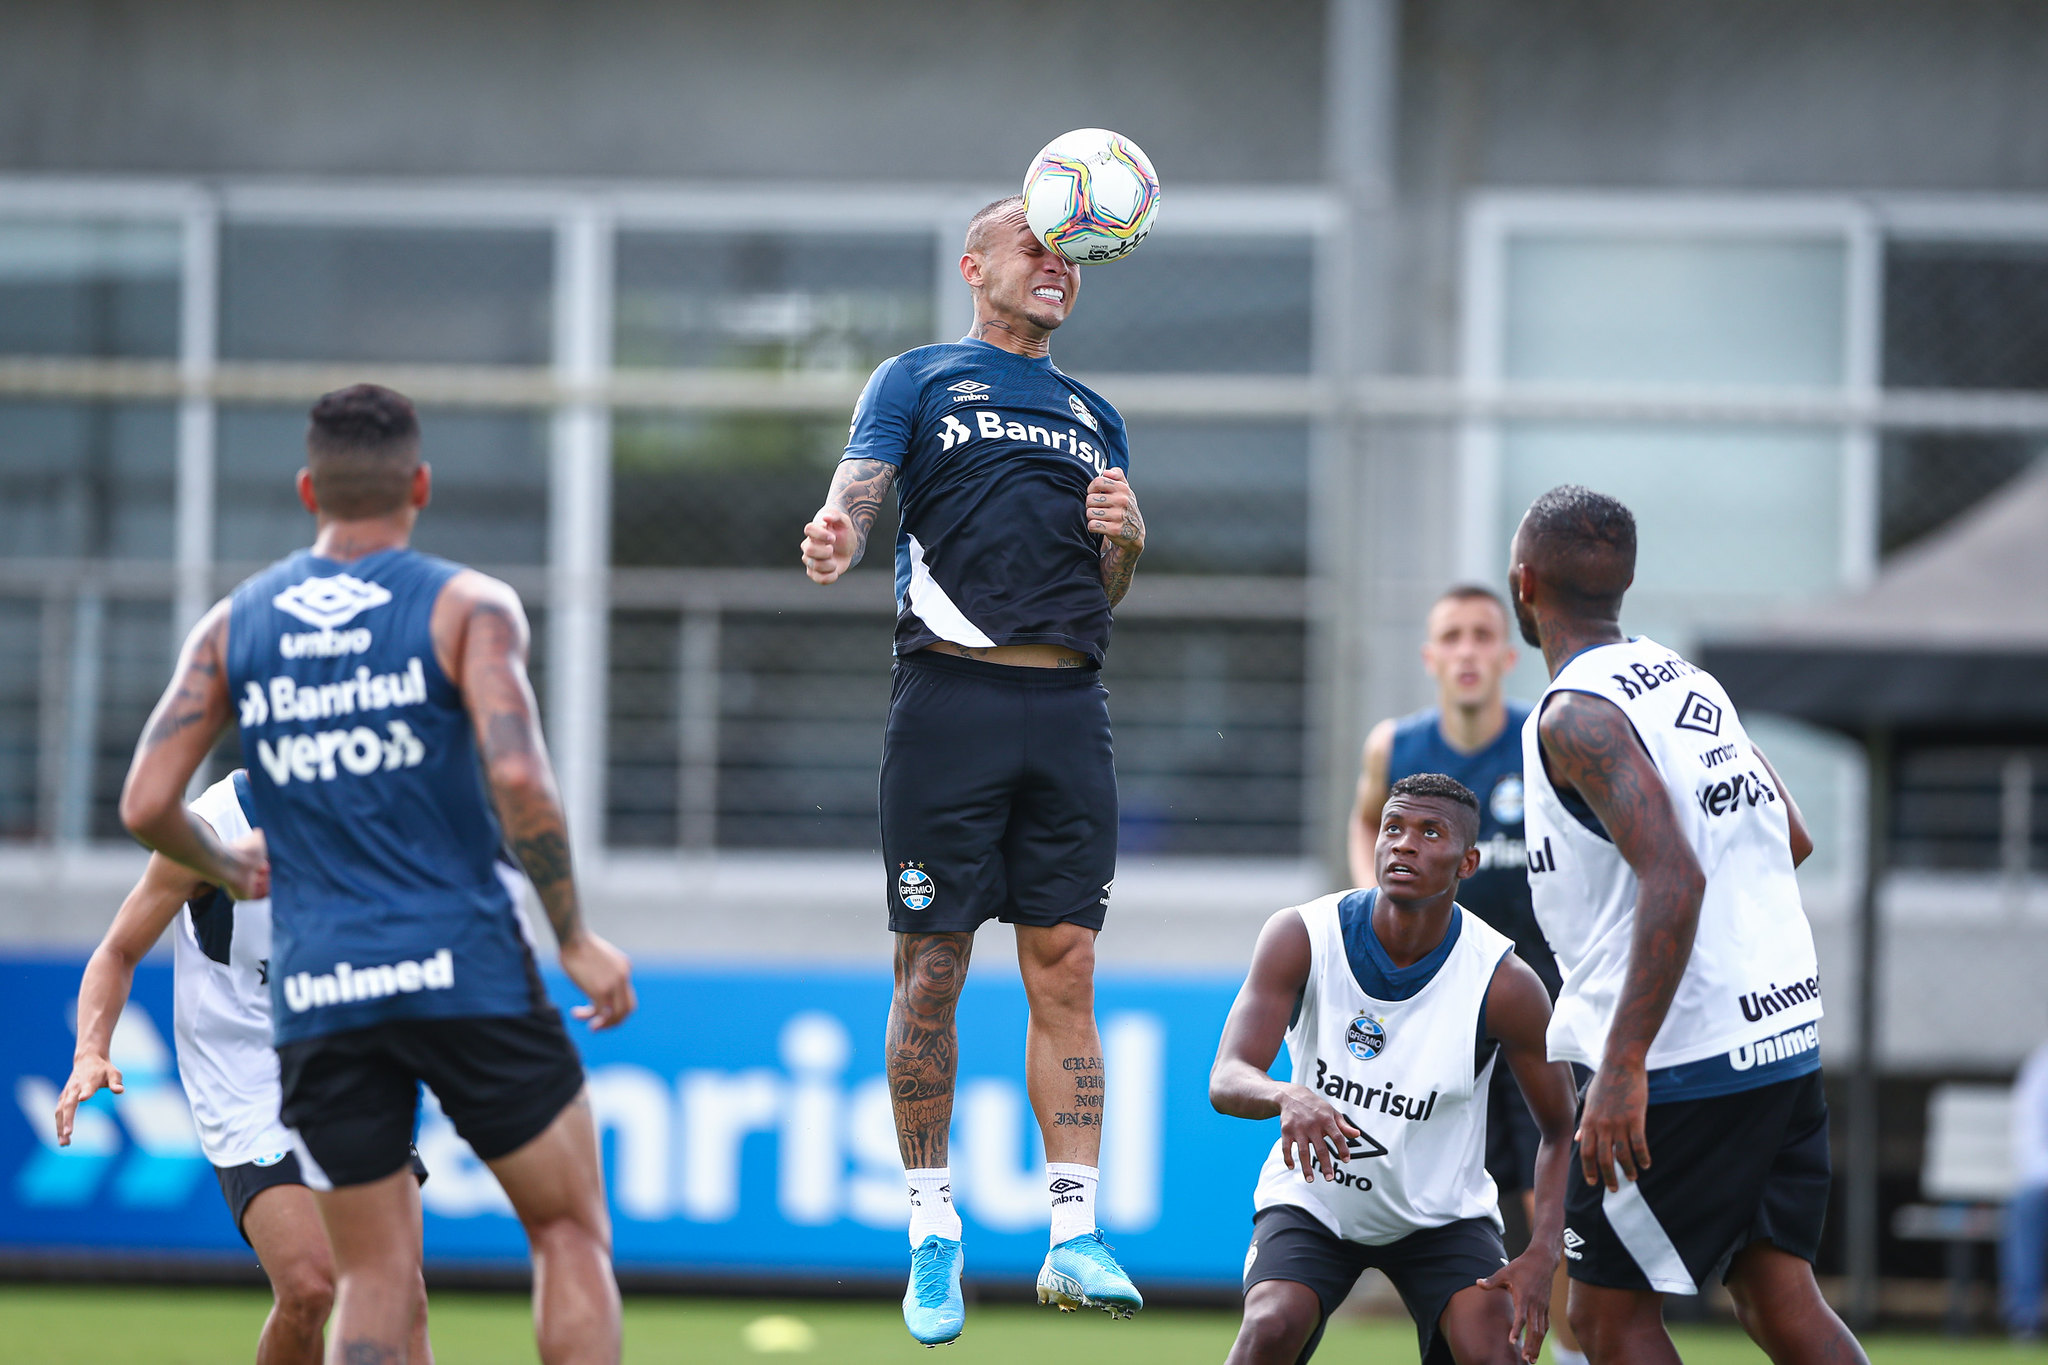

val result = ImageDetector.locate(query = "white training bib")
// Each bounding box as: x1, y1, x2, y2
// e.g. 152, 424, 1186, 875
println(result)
172, 775, 293, 1168
1253, 893, 1510, 1245
1521, 637, 1823, 1072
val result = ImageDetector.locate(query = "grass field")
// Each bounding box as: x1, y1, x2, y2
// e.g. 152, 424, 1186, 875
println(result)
1, 1286, 2043, 1363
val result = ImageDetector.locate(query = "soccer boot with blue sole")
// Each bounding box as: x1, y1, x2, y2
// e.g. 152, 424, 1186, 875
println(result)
1035, 1230, 1143, 1318
903, 1235, 966, 1347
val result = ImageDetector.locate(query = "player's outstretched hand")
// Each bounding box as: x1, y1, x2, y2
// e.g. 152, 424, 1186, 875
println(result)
1475, 1248, 1554, 1363
560, 929, 636, 1030
54, 1055, 123, 1147
1576, 1059, 1651, 1191
223, 828, 270, 902
1085, 467, 1145, 553
801, 507, 856, 584
1276, 1083, 1363, 1183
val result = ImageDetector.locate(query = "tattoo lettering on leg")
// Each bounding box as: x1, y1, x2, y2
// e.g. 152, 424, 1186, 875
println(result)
888, 932, 972, 1169
341, 1342, 400, 1365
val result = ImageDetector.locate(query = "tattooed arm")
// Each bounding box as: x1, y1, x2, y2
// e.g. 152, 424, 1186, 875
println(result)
1087, 468, 1145, 606
118, 601, 268, 900
801, 458, 898, 585
437, 571, 635, 1029
1208, 908, 1361, 1182
1537, 690, 1705, 1190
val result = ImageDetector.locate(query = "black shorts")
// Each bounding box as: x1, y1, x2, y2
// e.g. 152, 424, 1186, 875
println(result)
1564, 1068, 1830, 1295
1244, 1205, 1509, 1364
277, 1009, 585, 1190
879, 650, 1117, 934
214, 1148, 427, 1244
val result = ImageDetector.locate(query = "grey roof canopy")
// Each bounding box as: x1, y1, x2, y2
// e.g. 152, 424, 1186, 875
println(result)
1699, 459, 2048, 735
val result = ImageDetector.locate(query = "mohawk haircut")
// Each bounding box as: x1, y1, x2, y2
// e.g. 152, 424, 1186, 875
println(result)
305, 384, 421, 519
1520, 484, 1637, 611
964, 195, 1028, 255
1387, 772, 1482, 846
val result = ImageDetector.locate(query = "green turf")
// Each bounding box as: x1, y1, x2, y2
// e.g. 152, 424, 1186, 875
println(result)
0, 1285, 2043, 1363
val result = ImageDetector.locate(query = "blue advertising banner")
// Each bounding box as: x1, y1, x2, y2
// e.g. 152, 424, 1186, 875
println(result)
0, 957, 1276, 1288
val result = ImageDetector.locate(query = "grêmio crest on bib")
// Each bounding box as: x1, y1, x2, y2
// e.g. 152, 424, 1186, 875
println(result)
1346, 1013, 1387, 1061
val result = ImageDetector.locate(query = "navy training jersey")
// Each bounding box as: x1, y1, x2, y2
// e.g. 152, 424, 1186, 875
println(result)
225, 547, 540, 1044
1386, 702, 1559, 996
844, 338, 1130, 663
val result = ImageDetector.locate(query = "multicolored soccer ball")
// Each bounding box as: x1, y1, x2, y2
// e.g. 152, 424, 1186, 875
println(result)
1021, 129, 1161, 265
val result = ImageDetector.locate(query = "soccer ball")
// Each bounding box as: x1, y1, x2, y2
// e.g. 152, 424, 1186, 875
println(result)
1021, 129, 1161, 265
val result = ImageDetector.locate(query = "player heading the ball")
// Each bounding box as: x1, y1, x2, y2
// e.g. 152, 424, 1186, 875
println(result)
800, 188, 1150, 1346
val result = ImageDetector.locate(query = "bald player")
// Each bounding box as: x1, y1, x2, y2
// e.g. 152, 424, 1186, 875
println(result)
1509, 484, 1864, 1365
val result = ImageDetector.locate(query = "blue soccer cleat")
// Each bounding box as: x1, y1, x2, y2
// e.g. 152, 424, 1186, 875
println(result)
1036, 1230, 1143, 1318
902, 1235, 966, 1347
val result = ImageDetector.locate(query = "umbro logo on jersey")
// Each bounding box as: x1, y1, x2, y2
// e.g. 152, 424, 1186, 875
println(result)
947, 380, 992, 401
1674, 690, 1724, 737
273, 574, 393, 631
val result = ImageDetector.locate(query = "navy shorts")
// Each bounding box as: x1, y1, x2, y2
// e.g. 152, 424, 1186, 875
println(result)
1244, 1205, 1510, 1364
1564, 1069, 1830, 1294
214, 1148, 426, 1244
278, 1009, 584, 1189
879, 650, 1118, 934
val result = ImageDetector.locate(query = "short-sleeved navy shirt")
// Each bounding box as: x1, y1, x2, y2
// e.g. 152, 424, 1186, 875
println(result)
843, 338, 1130, 663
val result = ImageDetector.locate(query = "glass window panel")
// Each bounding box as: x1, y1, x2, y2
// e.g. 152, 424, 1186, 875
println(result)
702, 612, 892, 851
613, 412, 865, 568
1110, 619, 1306, 855
216, 407, 547, 565
1055, 235, 1313, 374
219, 226, 552, 364
613, 413, 1307, 574
0, 598, 40, 839
88, 598, 175, 840
1884, 242, 2048, 390
1127, 421, 1308, 574
614, 231, 932, 373
0, 403, 177, 559
0, 219, 181, 358
1879, 435, 2041, 556
1503, 235, 1846, 388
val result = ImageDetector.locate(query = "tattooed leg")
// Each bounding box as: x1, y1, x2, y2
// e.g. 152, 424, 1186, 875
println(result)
1015, 923, 1103, 1166
888, 932, 973, 1168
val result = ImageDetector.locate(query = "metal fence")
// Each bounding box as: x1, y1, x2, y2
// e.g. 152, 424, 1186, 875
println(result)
3, 178, 2048, 873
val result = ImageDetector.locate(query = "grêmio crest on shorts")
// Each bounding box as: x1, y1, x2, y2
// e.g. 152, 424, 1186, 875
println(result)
843, 338, 1130, 664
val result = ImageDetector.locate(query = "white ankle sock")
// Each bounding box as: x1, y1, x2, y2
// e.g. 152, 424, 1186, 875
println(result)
906, 1167, 961, 1247
1047, 1162, 1099, 1245
1549, 1347, 1588, 1365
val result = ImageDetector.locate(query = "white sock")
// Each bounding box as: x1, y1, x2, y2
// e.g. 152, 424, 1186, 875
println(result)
1549, 1347, 1588, 1365
906, 1167, 961, 1247
1047, 1162, 1099, 1245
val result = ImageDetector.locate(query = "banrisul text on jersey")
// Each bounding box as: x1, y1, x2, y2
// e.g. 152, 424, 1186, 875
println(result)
844, 338, 1130, 663
226, 548, 542, 1045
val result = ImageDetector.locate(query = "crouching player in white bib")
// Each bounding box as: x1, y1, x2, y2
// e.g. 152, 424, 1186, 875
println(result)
54, 769, 432, 1365
1211, 774, 1580, 1364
